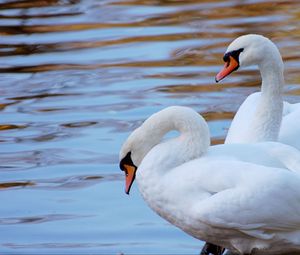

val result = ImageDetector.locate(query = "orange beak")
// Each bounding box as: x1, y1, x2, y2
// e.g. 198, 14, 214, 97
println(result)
124, 164, 137, 195
215, 55, 239, 82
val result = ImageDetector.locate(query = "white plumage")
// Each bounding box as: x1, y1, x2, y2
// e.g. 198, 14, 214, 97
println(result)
217, 34, 300, 149
120, 106, 300, 255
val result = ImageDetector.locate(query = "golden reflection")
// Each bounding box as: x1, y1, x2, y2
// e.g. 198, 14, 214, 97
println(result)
202, 111, 235, 121
0, 0, 299, 90
211, 137, 225, 145
287, 89, 300, 96
112, 0, 222, 6
0, 181, 35, 189
0, 124, 27, 130
0, 102, 17, 111
0, 32, 224, 57
156, 84, 224, 93
0, 0, 79, 9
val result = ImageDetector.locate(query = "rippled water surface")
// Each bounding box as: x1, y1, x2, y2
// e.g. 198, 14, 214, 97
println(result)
1, 0, 300, 254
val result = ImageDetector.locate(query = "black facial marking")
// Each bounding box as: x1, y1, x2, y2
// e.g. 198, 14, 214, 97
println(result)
119, 151, 136, 172
223, 53, 230, 62
223, 48, 244, 63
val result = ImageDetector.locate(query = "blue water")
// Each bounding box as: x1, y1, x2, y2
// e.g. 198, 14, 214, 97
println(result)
0, 0, 300, 254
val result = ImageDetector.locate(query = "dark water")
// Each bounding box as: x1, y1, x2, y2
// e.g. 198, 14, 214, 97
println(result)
0, 0, 300, 254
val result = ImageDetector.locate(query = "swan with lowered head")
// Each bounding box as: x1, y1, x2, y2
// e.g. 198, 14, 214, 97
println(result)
120, 106, 300, 255
216, 34, 300, 149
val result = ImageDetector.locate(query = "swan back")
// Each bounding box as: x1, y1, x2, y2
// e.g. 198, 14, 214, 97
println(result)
119, 106, 210, 167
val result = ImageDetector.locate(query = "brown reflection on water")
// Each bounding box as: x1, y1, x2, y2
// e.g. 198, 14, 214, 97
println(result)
0, 0, 299, 78
0, 0, 79, 10
112, 0, 222, 5
0, 102, 17, 111
0, 181, 35, 189
211, 137, 225, 145
202, 111, 235, 121
0, 32, 222, 57
0, 124, 27, 131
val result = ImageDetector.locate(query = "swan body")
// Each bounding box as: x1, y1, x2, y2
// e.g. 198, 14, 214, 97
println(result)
215, 34, 300, 149
119, 106, 300, 255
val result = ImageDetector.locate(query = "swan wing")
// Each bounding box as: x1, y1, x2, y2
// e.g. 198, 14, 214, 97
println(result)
226, 94, 300, 149
208, 142, 300, 172
279, 103, 300, 150
257, 142, 300, 173
194, 162, 300, 236
225, 92, 260, 144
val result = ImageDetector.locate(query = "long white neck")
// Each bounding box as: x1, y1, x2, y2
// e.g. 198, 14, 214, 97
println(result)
133, 106, 210, 225
130, 106, 210, 166
248, 46, 284, 142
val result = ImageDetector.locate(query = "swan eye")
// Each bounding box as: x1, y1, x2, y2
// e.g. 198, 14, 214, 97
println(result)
231, 48, 244, 61
119, 151, 136, 171
223, 53, 230, 63
223, 48, 244, 64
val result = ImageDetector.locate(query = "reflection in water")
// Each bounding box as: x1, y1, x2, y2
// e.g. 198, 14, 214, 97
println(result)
0, 213, 89, 225
0, 0, 300, 254
0, 124, 27, 130
0, 181, 34, 189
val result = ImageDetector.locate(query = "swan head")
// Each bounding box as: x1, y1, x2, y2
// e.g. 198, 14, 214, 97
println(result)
119, 125, 150, 195
215, 34, 282, 82
119, 106, 210, 195
119, 151, 137, 195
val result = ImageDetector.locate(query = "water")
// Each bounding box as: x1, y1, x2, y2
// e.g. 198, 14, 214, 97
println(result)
0, 0, 300, 254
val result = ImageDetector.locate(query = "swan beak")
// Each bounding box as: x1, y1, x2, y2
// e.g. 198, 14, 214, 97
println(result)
215, 56, 239, 82
124, 164, 137, 195
119, 151, 137, 195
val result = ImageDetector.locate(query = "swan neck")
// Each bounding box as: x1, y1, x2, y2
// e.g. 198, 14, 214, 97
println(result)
259, 50, 284, 97
136, 107, 210, 224
142, 108, 210, 161
250, 54, 284, 142
133, 107, 210, 174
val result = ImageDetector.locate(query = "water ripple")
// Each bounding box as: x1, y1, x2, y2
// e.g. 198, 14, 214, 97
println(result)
0, 213, 89, 225
1, 0, 300, 254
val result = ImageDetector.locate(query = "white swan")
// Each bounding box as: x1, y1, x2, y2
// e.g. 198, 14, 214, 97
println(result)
215, 34, 300, 149
120, 106, 300, 255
